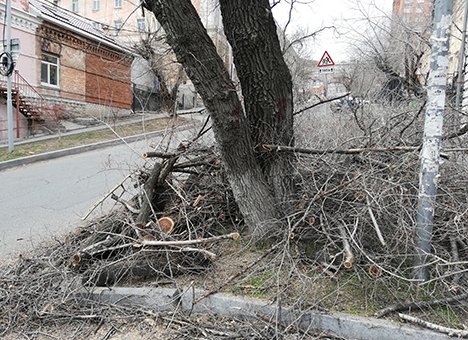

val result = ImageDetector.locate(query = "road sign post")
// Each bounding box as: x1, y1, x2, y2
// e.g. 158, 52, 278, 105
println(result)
317, 51, 335, 74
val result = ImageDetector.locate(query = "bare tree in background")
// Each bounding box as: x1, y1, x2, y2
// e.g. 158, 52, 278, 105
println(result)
133, 30, 185, 114
348, 3, 431, 102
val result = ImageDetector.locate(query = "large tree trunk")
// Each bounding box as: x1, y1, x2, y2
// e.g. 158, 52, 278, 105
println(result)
143, 0, 284, 237
219, 0, 294, 202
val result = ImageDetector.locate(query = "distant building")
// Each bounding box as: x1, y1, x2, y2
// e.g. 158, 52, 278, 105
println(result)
56, 0, 233, 89
0, 0, 133, 140
392, 0, 432, 32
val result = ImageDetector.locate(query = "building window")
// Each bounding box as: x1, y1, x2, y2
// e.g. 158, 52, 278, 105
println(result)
114, 20, 122, 30
416, 0, 424, 2
41, 54, 59, 87
137, 18, 145, 32
404, 0, 412, 3
415, 7, 423, 13
92, 0, 99, 11
403, 7, 411, 13
71, 0, 78, 12
114, 0, 122, 8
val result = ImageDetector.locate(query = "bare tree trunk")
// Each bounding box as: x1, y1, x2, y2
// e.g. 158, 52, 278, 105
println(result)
219, 0, 294, 203
143, 0, 283, 237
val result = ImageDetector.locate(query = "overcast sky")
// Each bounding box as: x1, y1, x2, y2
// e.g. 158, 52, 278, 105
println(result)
271, 0, 393, 63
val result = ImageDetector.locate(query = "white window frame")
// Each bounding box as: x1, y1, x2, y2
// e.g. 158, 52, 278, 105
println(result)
92, 0, 99, 11
137, 18, 145, 32
41, 53, 59, 88
114, 0, 122, 9
71, 0, 78, 12
114, 20, 122, 30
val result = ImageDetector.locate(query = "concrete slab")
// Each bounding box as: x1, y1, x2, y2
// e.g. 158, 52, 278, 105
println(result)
81, 287, 459, 340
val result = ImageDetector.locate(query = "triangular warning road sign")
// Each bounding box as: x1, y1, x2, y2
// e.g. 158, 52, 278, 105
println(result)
317, 51, 335, 67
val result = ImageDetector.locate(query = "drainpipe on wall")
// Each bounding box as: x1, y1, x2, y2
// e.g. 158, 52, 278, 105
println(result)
15, 89, 20, 138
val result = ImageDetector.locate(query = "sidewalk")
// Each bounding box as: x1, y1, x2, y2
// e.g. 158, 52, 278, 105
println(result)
0, 108, 205, 171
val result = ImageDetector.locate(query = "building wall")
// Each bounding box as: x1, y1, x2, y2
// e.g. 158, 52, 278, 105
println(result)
0, 2, 40, 140
392, 0, 432, 32
57, 0, 234, 84
85, 52, 132, 108
37, 22, 132, 111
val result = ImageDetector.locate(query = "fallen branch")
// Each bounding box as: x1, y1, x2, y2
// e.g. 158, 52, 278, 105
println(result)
398, 313, 468, 338
178, 247, 217, 260
143, 151, 180, 159
82, 173, 133, 220
260, 144, 418, 155
111, 194, 139, 214
194, 241, 283, 304
141, 232, 239, 247
374, 293, 468, 318
442, 122, 468, 140
260, 144, 468, 156
366, 195, 386, 247
337, 220, 354, 269
293, 92, 350, 116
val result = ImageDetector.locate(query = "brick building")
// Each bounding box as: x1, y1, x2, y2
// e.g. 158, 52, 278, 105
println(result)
392, 0, 432, 32
0, 0, 133, 140
33, 0, 133, 111
56, 0, 233, 106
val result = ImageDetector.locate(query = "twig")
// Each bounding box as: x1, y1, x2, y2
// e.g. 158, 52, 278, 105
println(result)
260, 144, 418, 155
141, 232, 239, 247
294, 92, 350, 115
375, 293, 468, 318
442, 122, 468, 140
337, 221, 354, 269
398, 313, 468, 338
366, 195, 386, 247
260, 143, 467, 155
143, 151, 180, 158
82, 173, 133, 220
194, 241, 283, 304
110, 194, 139, 214
177, 247, 217, 260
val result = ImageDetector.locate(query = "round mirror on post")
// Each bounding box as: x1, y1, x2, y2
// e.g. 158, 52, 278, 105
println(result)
0, 51, 15, 76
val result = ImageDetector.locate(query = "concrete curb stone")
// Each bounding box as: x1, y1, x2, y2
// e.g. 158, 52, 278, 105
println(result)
81, 287, 458, 340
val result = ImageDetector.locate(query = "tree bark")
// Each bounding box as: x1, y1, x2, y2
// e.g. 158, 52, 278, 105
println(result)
219, 0, 294, 202
142, 0, 283, 237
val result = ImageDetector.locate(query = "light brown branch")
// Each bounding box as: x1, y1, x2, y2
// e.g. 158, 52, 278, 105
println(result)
398, 313, 468, 337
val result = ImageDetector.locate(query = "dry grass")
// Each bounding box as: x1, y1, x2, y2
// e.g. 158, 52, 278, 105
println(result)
0, 117, 186, 162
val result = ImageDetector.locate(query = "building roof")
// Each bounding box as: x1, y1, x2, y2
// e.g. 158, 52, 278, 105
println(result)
29, 0, 132, 54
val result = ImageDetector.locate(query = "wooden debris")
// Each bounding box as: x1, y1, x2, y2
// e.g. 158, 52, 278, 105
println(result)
158, 216, 175, 234
398, 313, 468, 338
374, 293, 468, 318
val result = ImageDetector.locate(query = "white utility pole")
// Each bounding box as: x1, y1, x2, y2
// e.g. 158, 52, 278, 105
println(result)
6, 0, 14, 152
414, 0, 452, 282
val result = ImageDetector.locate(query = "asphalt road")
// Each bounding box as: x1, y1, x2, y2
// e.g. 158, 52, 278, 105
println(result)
0, 119, 204, 259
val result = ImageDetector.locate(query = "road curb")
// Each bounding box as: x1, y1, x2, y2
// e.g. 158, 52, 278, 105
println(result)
0, 124, 195, 171
80, 287, 457, 340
